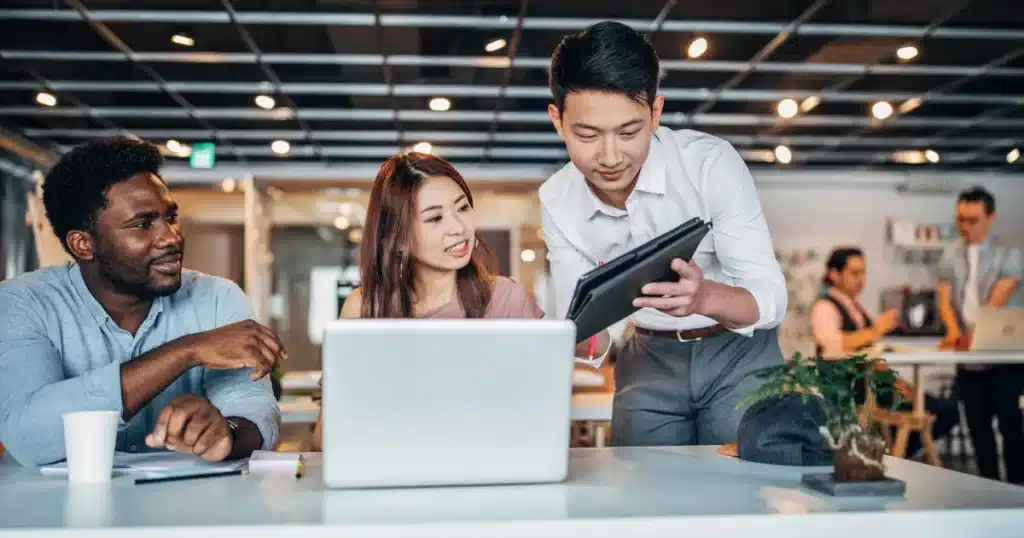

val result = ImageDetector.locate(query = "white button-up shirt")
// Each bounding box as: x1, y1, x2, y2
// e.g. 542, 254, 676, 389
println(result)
540, 126, 787, 337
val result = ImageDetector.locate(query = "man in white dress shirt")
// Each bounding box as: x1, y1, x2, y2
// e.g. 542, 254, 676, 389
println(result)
540, 21, 788, 446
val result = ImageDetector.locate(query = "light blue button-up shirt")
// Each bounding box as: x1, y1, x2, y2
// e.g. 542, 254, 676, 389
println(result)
0, 262, 280, 466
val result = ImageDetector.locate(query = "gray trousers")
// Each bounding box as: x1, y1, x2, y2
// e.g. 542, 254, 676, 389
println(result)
611, 327, 784, 446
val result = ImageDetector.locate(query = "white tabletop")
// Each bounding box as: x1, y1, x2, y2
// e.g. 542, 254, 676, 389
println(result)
2, 446, 1023, 537
884, 350, 1024, 364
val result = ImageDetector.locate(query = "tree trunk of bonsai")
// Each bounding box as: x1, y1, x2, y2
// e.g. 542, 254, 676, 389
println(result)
832, 424, 888, 482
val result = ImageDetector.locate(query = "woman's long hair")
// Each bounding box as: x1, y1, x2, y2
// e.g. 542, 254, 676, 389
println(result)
359, 152, 495, 318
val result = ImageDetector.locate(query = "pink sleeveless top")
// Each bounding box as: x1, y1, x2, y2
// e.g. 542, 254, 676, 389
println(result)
417, 277, 544, 319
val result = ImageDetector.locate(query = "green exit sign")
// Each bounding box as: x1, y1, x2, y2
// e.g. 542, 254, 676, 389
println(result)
189, 142, 215, 169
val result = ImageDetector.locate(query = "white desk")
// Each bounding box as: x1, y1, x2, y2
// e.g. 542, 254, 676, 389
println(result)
280, 369, 608, 392
2, 446, 1023, 537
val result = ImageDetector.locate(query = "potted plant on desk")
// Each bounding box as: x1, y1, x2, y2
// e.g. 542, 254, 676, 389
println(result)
741, 353, 905, 495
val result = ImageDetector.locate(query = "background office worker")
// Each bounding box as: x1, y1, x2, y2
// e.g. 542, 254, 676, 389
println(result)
936, 186, 1024, 483
311, 153, 543, 451
541, 22, 787, 446
0, 137, 283, 466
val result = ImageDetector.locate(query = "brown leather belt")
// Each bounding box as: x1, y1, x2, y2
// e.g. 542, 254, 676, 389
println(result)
635, 324, 729, 341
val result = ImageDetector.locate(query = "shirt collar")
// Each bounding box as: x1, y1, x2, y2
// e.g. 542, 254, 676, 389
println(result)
582, 131, 667, 219
69, 262, 165, 327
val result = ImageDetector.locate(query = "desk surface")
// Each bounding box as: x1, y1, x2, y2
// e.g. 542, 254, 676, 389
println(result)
885, 350, 1024, 364
2, 446, 1023, 538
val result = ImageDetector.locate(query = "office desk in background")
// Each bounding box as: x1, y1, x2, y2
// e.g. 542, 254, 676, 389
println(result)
2, 446, 1023, 538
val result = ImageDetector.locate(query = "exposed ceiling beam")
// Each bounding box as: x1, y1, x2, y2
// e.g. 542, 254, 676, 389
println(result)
2, 9, 1023, 40
5, 50, 1023, 79
24, 128, 1019, 150
1, 81, 1020, 106
7, 107, 1024, 128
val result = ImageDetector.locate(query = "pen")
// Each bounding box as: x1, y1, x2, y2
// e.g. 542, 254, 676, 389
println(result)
295, 454, 304, 479
586, 260, 604, 358
134, 468, 245, 485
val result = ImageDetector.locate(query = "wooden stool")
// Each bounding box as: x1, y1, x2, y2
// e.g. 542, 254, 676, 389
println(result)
859, 406, 940, 466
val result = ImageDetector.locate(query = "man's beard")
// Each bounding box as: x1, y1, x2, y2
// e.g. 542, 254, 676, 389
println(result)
95, 247, 183, 300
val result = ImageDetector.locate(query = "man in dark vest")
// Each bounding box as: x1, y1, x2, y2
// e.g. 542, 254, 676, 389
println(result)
810, 247, 959, 460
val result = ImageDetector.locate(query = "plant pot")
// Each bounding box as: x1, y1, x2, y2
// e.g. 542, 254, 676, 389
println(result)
832, 431, 887, 482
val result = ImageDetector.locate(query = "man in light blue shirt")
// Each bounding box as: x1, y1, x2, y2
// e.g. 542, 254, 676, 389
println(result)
0, 137, 284, 466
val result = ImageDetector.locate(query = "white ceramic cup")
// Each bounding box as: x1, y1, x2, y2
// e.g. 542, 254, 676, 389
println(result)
62, 410, 119, 484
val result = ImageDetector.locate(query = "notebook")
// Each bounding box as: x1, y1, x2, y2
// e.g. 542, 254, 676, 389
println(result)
39, 451, 245, 477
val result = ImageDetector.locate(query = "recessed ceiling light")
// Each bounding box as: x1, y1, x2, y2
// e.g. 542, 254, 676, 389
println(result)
429, 97, 451, 112
221, 178, 236, 192
520, 249, 536, 263
35, 91, 56, 107
166, 139, 182, 153
898, 98, 921, 114
171, 33, 194, 47
271, 140, 290, 155
871, 101, 894, 120
485, 38, 507, 52
776, 98, 798, 119
774, 145, 792, 164
897, 45, 919, 61
412, 141, 433, 154
254, 95, 276, 110
1007, 148, 1019, 164
925, 149, 940, 163
687, 37, 708, 59
334, 215, 350, 230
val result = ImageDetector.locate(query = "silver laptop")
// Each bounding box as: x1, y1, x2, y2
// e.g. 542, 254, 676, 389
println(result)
320, 318, 576, 489
971, 307, 1024, 351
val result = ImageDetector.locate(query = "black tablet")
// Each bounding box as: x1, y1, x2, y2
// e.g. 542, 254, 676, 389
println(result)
565, 217, 704, 321
567, 218, 711, 342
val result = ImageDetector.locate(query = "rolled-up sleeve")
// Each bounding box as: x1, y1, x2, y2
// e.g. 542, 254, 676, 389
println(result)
704, 142, 788, 335
998, 246, 1023, 281
201, 281, 280, 450
0, 290, 126, 466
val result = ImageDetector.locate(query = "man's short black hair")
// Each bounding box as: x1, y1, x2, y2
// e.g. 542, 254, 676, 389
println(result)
957, 185, 995, 214
42, 136, 165, 252
823, 246, 864, 285
549, 21, 660, 111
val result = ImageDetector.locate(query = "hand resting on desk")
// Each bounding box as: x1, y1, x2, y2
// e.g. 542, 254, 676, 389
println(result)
146, 395, 234, 462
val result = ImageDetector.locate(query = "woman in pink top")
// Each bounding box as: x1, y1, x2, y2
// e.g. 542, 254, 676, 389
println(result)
311, 152, 543, 450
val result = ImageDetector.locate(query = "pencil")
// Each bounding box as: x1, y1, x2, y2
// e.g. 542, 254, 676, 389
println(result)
295, 454, 304, 479
134, 468, 244, 485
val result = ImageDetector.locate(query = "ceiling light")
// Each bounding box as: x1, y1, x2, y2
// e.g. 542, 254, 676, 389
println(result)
687, 37, 708, 59
774, 145, 792, 164
166, 139, 182, 153
271, 140, 290, 155
925, 149, 940, 163
897, 45, 919, 61
334, 216, 350, 230
348, 228, 363, 243
485, 38, 507, 52
898, 98, 921, 114
412, 141, 433, 154
221, 178, 236, 193
1008, 148, 1020, 164
429, 97, 451, 112
520, 249, 536, 263
799, 95, 820, 112
892, 150, 926, 165
776, 98, 798, 119
171, 33, 194, 47
871, 101, 894, 120
254, 95, 276, 110
35, 92, 56, 107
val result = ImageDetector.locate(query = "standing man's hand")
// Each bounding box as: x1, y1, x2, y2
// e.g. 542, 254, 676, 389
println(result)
146, 395, 233, 462
179, 320, 287, 380
633, 259, 706, 317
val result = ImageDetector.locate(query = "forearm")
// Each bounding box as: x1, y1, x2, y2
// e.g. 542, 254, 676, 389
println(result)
841, 327, 880, 351
696, 280, 761, 329
938, 300, 960, 334
120, 340, 194, 421
225, 417, 264, 459
205, 373, 280, 450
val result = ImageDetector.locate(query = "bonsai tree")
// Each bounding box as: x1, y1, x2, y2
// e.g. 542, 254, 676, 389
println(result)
740, 353, 903, 481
